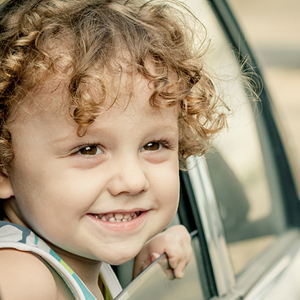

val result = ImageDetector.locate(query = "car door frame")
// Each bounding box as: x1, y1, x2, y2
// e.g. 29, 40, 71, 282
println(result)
181, 1, 300, 299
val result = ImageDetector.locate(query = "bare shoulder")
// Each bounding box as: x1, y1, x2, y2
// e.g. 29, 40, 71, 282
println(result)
0, 249, 74, 300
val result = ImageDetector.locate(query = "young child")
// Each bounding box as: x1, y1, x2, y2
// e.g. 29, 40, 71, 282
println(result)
0, 0, 226, 299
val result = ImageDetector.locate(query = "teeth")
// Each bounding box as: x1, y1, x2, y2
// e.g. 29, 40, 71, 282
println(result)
115, 213, 124, 220
94, 212, 141, 223
123, 214, 130, 220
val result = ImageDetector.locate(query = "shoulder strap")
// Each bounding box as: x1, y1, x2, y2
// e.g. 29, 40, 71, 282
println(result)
0, 221, 122, 299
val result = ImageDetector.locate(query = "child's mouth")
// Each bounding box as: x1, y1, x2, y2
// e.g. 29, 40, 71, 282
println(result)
92, 211, 142, 223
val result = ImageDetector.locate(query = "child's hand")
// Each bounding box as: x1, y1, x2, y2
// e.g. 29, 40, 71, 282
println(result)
133, 225, 192, 279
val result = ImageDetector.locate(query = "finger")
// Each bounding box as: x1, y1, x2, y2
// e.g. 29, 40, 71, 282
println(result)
166, 246, 182, 269
155, 255, 175, 280
140, 252, 160, 274
164, 268, 175, 280
150, 252, 160, 263
173, 259, 187, 279
168, 240, 192, 269
133, 255, 151, 278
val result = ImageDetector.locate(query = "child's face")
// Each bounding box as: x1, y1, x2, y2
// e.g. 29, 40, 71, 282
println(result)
4, 73, 180, 265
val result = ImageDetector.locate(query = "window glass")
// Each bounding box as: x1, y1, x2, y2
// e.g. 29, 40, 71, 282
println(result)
183, 0, 288, 274
227, 0, 300, 162
227, 0, 300, 205
115, 235, 205, 300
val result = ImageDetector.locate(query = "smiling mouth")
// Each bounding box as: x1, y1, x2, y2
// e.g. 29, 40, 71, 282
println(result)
92, 212, 142, 223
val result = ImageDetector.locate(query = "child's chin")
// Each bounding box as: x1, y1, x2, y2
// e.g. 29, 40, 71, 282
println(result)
101, 249, 140, 266
104, 255, 135, 266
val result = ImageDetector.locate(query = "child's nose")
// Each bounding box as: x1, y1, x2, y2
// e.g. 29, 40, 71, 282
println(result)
107, 158, 149, 196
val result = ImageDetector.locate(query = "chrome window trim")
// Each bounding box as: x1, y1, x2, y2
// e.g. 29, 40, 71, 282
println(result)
213, 229, 300, 300
187, 154, 300, 300
240, 229, 300, 300
187, 155, 235, 296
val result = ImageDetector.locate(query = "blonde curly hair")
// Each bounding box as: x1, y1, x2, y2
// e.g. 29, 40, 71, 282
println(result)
0, 0, 227, 177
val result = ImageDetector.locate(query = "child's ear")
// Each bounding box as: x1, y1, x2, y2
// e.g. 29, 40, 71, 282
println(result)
0, 176, 14, 199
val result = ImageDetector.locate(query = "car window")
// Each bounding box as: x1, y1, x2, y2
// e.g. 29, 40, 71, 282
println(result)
115, 233, 205, 300
205, 99, 287, 274
183, 0, 288, 275
226, 0, 300, 221
227, 0, 300, 167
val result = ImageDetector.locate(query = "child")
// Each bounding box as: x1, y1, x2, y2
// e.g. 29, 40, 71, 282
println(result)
0, 0, 226, 299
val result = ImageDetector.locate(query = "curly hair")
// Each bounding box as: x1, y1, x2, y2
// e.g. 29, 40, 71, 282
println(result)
0, 0, 227, 177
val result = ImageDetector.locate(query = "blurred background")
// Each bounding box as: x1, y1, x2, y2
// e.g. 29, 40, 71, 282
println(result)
228, 0, 300, 156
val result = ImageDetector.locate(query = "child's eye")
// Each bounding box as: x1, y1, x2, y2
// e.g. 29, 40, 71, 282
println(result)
141, 139, 174, 152
141, 142, 162, 151
77, 145, 103, 156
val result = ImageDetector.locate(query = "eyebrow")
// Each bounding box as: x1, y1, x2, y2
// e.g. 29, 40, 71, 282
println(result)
52, 122, 178, 145
52, 131, 77, 144
85, 124, 179, 138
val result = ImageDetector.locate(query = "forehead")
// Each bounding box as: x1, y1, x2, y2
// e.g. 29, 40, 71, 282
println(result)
9, 71, 179, 136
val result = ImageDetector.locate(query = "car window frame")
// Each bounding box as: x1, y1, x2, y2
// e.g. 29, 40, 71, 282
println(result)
187, 156, 235, 296
184, 0, 300, 299
207, 0, 300, 224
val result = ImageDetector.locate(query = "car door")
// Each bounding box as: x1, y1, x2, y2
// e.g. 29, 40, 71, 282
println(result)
114, 0, 300, 299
